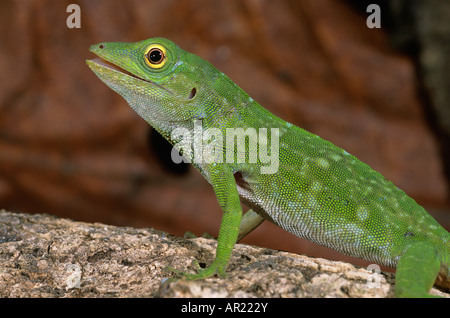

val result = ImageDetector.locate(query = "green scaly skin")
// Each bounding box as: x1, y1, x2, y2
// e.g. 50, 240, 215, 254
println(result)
87, 37, 449, 297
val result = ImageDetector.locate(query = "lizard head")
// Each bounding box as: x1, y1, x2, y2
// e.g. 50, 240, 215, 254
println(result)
87, 37, 223, 139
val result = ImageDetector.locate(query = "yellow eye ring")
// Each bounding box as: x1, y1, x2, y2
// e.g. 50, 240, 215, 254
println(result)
144, 44, 166, 69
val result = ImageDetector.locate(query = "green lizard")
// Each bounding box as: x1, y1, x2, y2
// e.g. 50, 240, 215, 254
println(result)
87, 37, 449, 297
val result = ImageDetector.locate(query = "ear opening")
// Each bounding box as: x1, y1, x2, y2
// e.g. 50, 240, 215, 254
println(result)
188, 87, 197, 100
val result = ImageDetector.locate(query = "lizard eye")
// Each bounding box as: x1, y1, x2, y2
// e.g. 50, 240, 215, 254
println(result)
148, 48, 164, 64
144, 44, 166, 69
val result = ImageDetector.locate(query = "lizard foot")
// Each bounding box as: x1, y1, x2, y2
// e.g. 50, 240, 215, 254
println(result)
165, 259, 227, 281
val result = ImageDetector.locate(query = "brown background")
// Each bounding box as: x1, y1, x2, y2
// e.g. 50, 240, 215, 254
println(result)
0, 0, 449, 271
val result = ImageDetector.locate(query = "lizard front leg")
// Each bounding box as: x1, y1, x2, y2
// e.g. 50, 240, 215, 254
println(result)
180, 165, 243, 279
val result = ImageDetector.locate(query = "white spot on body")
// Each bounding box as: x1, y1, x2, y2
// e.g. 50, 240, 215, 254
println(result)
308, 196, 319, 209
329, 153, 342, 161
357, 206, 369, 222
311, 181, 322, 192
316, 158, 330, 169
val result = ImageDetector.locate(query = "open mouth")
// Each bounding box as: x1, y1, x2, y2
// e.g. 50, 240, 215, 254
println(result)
89, 57, 144, 81
88, 57, 173, 95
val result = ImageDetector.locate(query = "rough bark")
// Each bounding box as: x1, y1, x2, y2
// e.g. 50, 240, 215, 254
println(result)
1, 211, 448, 298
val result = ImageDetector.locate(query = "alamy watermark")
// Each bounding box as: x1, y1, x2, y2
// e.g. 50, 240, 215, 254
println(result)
67, 3, 381, 30
170, 120, 280, 174
66, 4, 81, 29
366, 264, 382, 289
366, 4, 381, 29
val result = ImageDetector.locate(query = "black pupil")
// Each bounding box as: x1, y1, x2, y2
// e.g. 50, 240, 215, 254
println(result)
148, 49, 163, 64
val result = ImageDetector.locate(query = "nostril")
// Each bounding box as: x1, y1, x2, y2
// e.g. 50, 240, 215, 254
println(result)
188, 87, 196, 100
